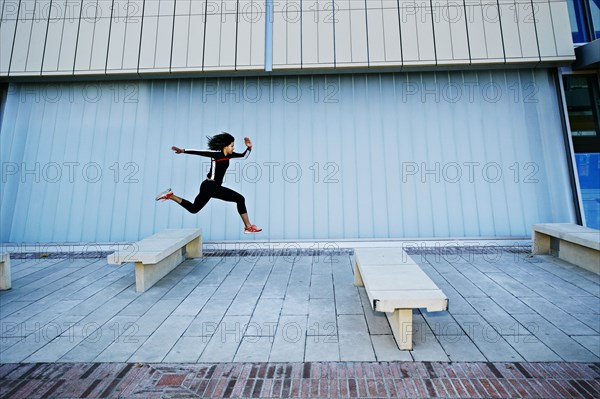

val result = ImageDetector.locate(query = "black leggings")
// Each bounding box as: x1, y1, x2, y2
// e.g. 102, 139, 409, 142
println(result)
179, 179, 247, 215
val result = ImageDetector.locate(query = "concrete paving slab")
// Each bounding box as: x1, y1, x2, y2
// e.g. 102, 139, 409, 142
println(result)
506, 335, 565, 362
437, 335, 487, 362
370, 335, 412, 361
163, 336, 207, 363
338, 333, 376, 361
129, 316, 194, 363
269, 316, 307, 363
358, 289, 392, 335
198, 315, 250, 362
184, 298, 232, 337
411, 314, 449, 362
572, 335, 600, 357
234, 336, 274, 362
511, 313, 600, 362
304, 336, 340, 362
0, 249, 598, 365
519, 296, 598, 336
94, 335, 150, 362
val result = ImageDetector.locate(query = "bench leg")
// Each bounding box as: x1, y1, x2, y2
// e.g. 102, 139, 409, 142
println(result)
532, 231, 550, 255
185, 235, 202, 258
0, 257, 11, 291
135, 249, 185, 292
354, 258, 364, 287
388, 309, 413, 350
559, 240, 600, 275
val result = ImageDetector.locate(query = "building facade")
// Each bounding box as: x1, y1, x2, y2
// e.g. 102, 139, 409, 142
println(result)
0, 0, 597, 243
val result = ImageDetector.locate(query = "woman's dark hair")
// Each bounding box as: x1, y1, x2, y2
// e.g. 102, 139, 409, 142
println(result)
206, 132, 235, 151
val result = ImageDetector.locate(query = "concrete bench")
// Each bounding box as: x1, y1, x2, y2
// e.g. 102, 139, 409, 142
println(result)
354, 247, 448, 350
0, 253, 11, 290
532, 223, 600, 275
107, 229, 202, 292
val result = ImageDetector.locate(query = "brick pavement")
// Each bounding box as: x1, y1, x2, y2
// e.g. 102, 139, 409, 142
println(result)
1, 361, 599, 398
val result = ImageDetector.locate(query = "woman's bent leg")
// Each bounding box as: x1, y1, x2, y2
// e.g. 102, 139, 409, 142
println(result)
178, 182, 214, 214
211, 186, 248, 215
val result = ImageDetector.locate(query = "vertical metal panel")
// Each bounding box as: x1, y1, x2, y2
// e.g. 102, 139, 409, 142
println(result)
55, 0, 82, 74
8, 18, 34, 74
154, 15, 174, 71
499, 0, 539, 62
22, 0, 52, 74
89, 17, 111, 72
42, 4, 66, 74
138, 15, 159, 70
379, 0, 402, 64
0, 17, 17, 74
466, 0, 505, 64
367, 5, 386, 65
0, 70, 576, 243
273, 1, 303, 68
301, 2, 319, 66
334, 1, 368, 66
549, 0, 576, 59
535, 1, 558, 58
317, 1, 334, 66
186, 14, 205, 68
301, 0, 335, 67
236, 3, 266, 70
106, 17, 127, 71
398, 0, 436, 65
171, 14, 192, 70
73, 1, 97, 73
272, 8, 287, 66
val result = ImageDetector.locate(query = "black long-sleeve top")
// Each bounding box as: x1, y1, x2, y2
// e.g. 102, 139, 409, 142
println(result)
184, 147, 251, 184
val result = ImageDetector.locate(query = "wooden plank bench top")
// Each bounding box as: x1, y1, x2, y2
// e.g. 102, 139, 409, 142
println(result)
532, 223, 600, 275
354, 247, 448, 350
107, 229, 202, 292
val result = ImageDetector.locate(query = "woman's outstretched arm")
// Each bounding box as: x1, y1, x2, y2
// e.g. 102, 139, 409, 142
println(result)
171, 146, 220, 157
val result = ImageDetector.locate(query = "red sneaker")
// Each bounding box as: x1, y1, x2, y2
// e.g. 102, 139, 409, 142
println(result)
244, 224, 262, 234
155, 188, 173, 201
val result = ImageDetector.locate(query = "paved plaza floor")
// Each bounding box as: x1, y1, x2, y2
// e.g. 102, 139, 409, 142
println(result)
0, 246, 599, 397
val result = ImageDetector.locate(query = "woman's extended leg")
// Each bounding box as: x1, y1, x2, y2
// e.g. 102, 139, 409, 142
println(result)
157, 181, 214, 214
211, 186, 261, 232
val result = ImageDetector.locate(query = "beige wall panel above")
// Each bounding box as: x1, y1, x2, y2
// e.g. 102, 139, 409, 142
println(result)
138, 15, 159, 70
273, 7, 302, 68
381, 4, 402, 63
22, 17, 47, 74
106, 18, 128, 71
549, 0, 575, 58
367, 8, 387, 64
42, 18, 66, 73
9, 18, 33, 74
335, 6, 369, 66
237, 11, 266, 69
1, 0, 20, 20
399, 3, 436, 64
171, 15, 192, 69
89, 17, 111, 72
154, 15, 174, 71
122, 17, 143, 71
55, 18, 79, 74
186, 14, 206, 69
0, 18, 17, 74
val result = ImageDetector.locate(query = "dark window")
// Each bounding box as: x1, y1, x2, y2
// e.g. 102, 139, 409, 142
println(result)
564, 74, 600, 228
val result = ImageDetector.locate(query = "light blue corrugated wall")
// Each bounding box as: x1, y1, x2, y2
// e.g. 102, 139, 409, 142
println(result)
0, 70, 576, 243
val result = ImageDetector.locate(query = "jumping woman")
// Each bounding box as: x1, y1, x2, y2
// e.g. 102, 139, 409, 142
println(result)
155, 132, 262, 234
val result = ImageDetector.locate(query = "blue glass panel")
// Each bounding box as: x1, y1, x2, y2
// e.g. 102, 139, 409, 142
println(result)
569, 0, 591, 43
575, 153, 600, 229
